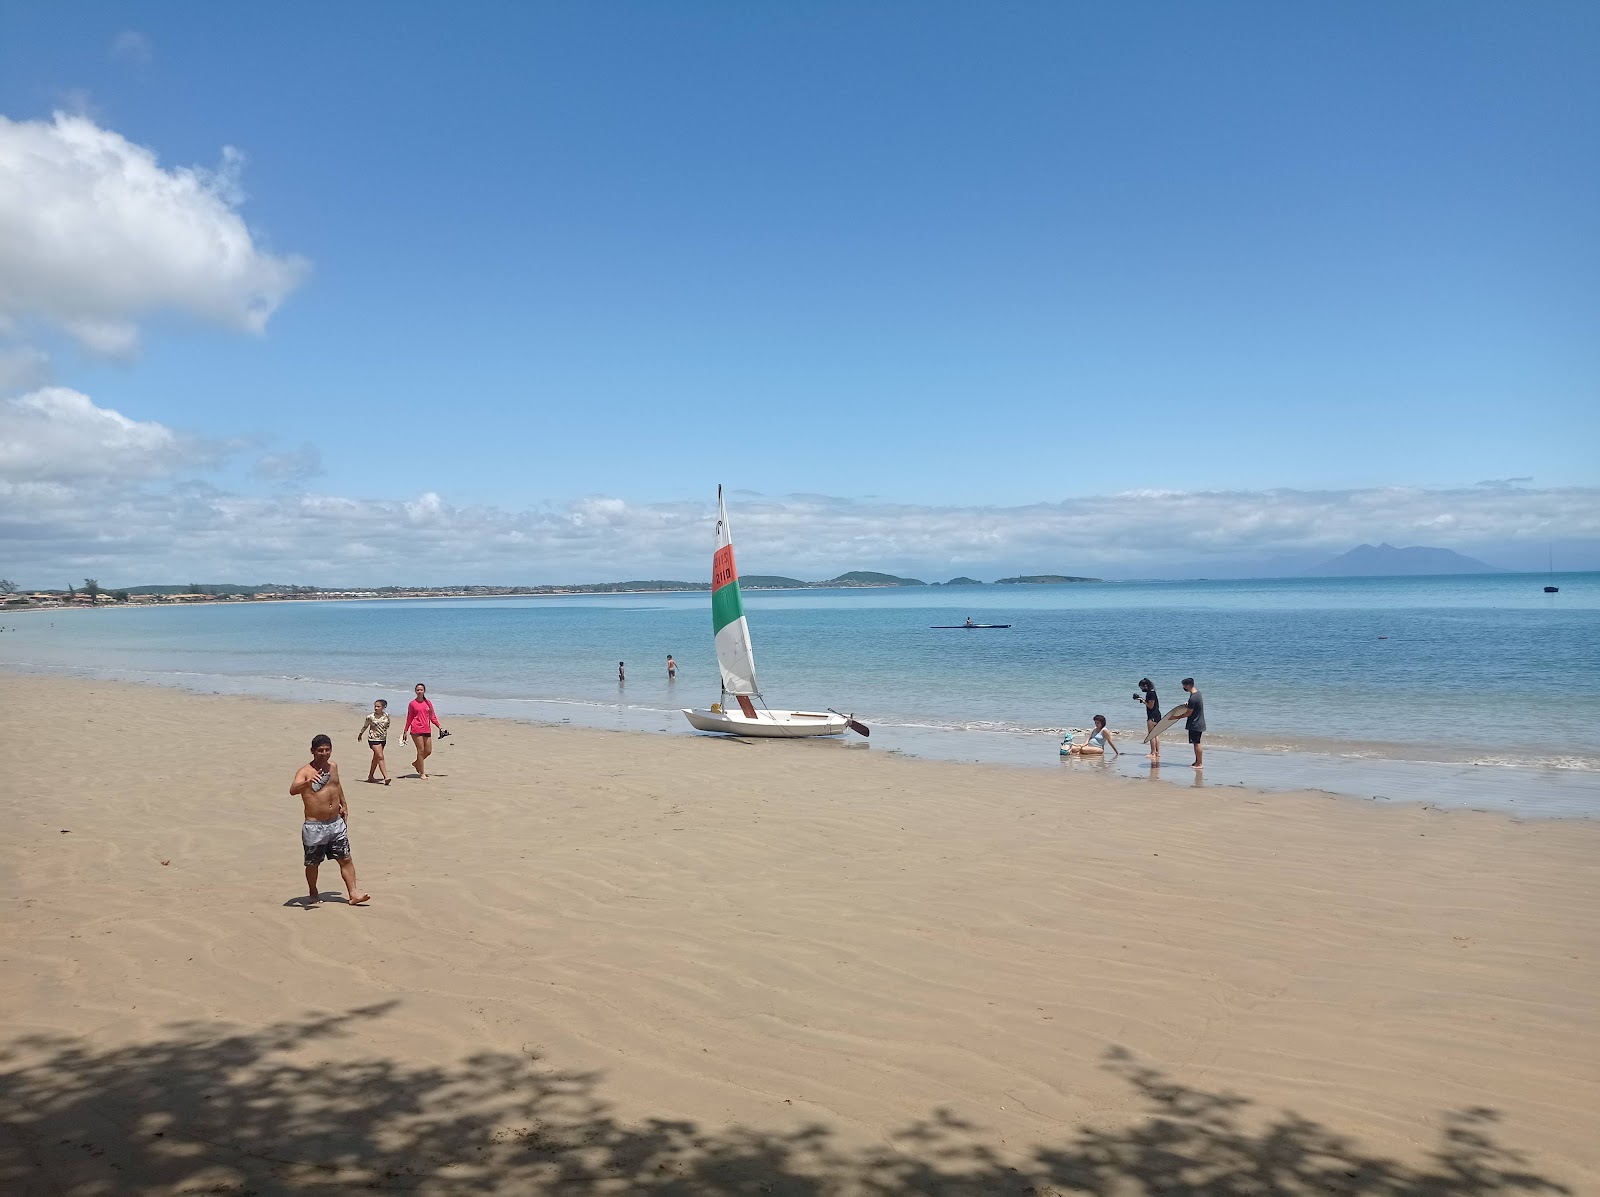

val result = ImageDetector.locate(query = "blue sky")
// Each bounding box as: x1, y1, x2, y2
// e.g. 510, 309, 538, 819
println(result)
1, 3, 1597, 584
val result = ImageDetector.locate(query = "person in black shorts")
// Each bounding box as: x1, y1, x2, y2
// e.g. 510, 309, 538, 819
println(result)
1168, 677, 1205, 768
1134, 678, 1162, 764
355, 698, 392, 785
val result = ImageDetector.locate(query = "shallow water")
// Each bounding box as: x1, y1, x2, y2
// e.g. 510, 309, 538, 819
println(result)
4, 573, 1597, 816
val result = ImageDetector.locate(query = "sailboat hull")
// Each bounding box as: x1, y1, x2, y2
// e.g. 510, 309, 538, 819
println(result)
682, 708, 849, 738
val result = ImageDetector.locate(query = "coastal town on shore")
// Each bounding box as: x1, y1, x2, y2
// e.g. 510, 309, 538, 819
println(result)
0, 572, 1105, 610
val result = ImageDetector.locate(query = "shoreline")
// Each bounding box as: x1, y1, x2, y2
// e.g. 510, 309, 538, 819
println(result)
4, 657, 1595, 819
2, 670, 1596, 1193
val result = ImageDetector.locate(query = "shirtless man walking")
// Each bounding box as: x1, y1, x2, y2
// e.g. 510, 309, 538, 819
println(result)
291, 733, 370, 907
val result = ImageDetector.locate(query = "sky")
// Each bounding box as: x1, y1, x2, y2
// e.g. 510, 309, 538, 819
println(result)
1, 2, 1597, 586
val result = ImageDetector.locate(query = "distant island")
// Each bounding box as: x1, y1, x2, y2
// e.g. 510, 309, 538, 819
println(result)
995, 574, 1103, 584
1305, 544, 1507, 577
936, 577, 985, 586
824, 571, 926, 587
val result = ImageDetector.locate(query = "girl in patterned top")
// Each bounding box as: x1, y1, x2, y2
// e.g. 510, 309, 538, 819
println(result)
355, 699, 392, 785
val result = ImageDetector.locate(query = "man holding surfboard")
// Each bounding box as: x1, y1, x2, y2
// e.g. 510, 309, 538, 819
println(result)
1166, 678, 1205, 768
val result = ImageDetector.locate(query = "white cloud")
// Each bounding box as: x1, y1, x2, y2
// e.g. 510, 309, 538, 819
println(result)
0, 112, 309, 359
109, 31, 153, 66
3, 391, 1598, 586
0, 386, 217, 481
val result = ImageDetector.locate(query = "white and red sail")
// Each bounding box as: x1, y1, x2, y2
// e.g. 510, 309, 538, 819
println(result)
710, 486, 759, 696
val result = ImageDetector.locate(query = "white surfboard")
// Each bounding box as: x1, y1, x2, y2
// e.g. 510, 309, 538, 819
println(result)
1143, 709, 1186, 744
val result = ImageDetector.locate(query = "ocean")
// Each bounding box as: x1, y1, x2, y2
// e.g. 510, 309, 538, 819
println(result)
4, 573, 1597, 817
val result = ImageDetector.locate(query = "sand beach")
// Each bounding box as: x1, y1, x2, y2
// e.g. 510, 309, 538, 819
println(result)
2, 670, 1597, 1195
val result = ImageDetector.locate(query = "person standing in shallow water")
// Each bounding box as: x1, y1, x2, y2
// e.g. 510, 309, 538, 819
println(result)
618, 661, 625, 683
666, 655, 676, 680
1168, 677, 1205, 768
291, 733, 369, 906
402, 683, 444, 779
1134, 678, 1161, 764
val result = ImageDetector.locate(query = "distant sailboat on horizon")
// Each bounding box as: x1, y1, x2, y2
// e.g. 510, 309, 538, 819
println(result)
1545, 545, 1559, 593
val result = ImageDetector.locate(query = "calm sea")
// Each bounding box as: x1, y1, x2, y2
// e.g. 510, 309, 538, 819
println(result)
4, 574, 1597, 817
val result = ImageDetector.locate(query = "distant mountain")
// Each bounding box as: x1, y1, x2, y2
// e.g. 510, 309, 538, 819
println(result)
1305, 544, 1506, 577
824, 571, 926, 587
995, 574, 1103, 584
739, 575, 810, 589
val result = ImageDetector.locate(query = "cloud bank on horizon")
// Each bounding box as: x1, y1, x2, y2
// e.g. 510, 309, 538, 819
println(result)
3, 386, 1597, 586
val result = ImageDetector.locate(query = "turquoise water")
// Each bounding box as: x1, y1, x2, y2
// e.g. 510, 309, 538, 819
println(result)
4, 573, 1598, 816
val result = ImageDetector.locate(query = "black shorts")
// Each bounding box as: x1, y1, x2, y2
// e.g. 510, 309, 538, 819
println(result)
1188, 728, 1204, 744
412, 732, 431, 741
368, 739, 386, 748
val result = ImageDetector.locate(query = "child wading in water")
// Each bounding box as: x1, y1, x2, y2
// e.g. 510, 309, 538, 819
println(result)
290, 733, 370, 907
1062, 715, 1119, 757
356, 698, 392, 785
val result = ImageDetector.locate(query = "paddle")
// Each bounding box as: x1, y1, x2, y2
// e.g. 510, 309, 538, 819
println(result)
830, 709, 871, 737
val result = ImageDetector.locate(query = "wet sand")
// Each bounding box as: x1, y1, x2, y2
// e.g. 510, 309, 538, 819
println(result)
2, 670, 1596, 1195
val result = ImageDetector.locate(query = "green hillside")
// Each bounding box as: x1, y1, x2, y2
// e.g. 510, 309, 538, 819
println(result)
824, 571, 927, 587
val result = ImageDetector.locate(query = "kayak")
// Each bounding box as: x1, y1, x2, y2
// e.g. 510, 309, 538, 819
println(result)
930, 624, 1012, 629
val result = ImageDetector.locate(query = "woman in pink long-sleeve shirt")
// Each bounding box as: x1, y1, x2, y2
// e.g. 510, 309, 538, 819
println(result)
402, 682, 444, 779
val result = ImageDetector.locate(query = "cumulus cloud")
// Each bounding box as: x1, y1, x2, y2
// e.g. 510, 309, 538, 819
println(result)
109, 31, 153, 66
0, 112, 309, 359
0, 387, 219, 481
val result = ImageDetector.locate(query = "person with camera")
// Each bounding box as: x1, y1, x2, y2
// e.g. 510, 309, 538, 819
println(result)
1133, 678, 1162, 763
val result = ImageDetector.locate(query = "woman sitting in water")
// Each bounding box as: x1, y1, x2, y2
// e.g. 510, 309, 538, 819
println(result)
1062, 715, 1119, 757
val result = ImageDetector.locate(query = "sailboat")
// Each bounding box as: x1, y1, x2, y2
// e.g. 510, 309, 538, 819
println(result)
682, 487, 869, 739
1545, 545, 1559, 593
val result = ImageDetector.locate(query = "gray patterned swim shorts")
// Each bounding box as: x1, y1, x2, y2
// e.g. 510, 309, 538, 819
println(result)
302, 816, 351, 866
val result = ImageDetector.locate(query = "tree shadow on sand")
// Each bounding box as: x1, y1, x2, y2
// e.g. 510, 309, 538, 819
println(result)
0, 1007, 1571, 1196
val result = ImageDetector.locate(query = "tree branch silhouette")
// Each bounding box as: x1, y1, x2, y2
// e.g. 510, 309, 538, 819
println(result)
0, 1009, 1571, 1195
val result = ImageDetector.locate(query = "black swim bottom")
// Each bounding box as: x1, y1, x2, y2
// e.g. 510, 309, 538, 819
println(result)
302, 817, 351, 866
1188, 729, 1204, 745
369, 739, 386, 748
